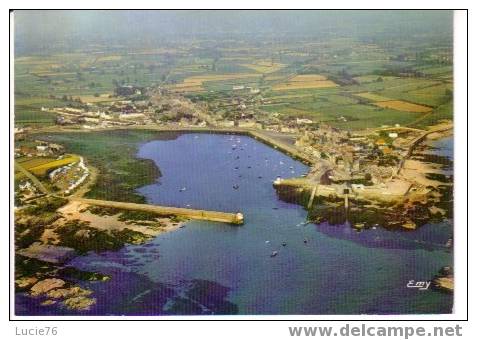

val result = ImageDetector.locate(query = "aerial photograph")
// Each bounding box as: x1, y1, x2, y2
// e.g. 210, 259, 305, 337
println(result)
12, 10, 454, 316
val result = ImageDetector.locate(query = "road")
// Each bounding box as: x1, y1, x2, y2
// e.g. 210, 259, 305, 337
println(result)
14, 161, 50, 195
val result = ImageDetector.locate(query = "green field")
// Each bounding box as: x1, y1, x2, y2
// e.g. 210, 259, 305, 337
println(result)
33, 130, 177, 203
15, 34, 453, 131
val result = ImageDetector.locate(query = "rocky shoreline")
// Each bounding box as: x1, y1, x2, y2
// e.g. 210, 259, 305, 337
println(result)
15, 196, 186, 311
275, 134, 453, 232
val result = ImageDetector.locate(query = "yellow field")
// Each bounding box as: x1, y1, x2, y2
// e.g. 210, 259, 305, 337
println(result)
374, 100, 433, 113
355, 92, 391, 102
241, 60, 286, 74
272, 75, 338, 91
168, 73, 260, 92
28, 155, 80, 176
17, 157, 56, 169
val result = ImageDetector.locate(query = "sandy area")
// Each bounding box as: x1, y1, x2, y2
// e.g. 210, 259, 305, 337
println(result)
426, 121, 453, 140
42, 201, 183, 244
400, 159, 447, 188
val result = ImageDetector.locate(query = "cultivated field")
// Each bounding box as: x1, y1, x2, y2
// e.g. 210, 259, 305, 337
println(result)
355, 92, 391, 102
17, 155, 80, 176
241, 60, 286, 73
272, 75, 338, 91
168, 73, 260, 92
14, 35, 453, 131
374, 100, 433, 113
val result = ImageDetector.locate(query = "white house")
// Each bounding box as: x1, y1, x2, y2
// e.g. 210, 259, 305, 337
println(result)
296, 118, 313, 125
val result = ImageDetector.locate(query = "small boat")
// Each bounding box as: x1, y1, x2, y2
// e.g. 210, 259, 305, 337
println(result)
179, 187, 186, 192
265, 240, 270, 244
303, 239, 308, 244
354, 223, 365, 229
282, 242, 287, 247
270, 251, 278, 257
233, 185, 239, 190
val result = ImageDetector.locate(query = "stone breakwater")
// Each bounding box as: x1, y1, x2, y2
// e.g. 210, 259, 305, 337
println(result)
69, 197, 244, 225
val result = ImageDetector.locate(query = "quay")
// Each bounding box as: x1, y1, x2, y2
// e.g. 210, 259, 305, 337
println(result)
32, 125, 316, 166
70, 197, 244, 225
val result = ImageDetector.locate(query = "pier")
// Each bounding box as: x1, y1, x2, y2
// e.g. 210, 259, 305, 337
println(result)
70, 197, 244, 225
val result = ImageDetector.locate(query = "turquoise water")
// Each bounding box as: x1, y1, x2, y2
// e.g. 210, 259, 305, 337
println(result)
16, 133, 453, 315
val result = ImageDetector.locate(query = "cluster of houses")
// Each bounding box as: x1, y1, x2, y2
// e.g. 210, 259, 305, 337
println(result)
63, 157, 89, 195
295, 124, 416, 186
14, 140, 64, 158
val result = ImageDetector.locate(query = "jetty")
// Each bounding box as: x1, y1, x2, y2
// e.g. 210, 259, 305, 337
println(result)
70, 197, 244, 225
246, 130, 315, 165
16, 155, 244, 225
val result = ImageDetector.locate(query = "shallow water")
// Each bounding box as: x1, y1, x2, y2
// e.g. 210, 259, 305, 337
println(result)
16, 133, 453, 315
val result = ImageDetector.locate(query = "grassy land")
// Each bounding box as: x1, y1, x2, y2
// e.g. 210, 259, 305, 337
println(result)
14, 38, 453, 131
33, 130, 180, 203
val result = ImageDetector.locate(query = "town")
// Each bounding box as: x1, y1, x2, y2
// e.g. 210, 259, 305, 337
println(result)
13, 10, 455, 316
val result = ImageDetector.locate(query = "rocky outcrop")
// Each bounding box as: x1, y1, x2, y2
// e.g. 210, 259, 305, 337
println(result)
30, 278, 97, 310
432, 266, 454, 293
63, 296, 96, 310
15, 276, 38, 289
30, 278, 66, 296
47, 286, 92, 299
17, 243, 76, 264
